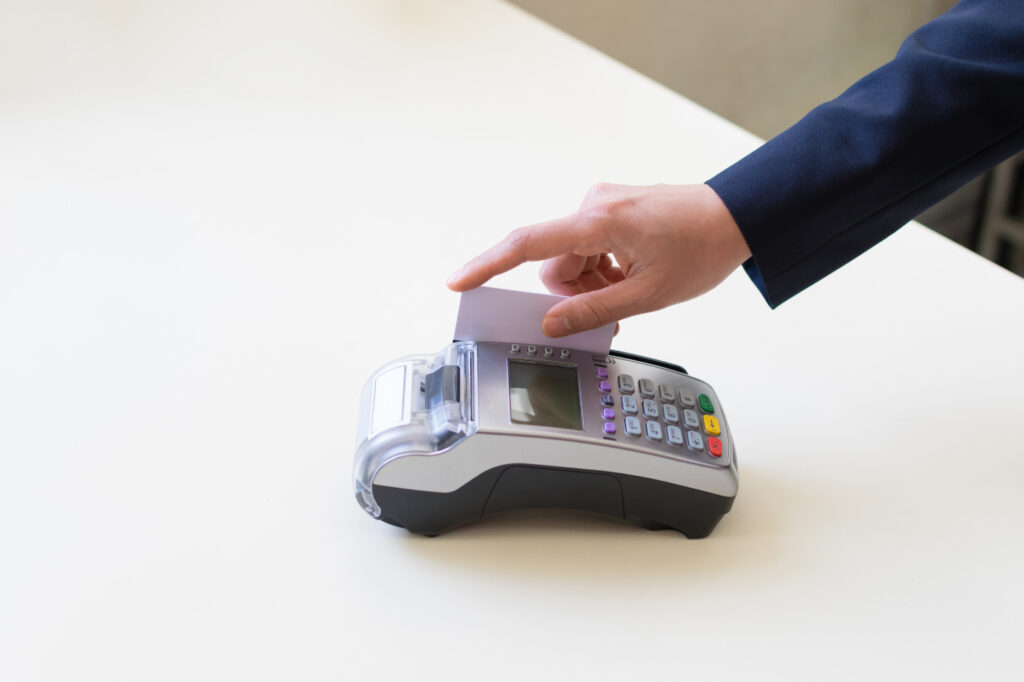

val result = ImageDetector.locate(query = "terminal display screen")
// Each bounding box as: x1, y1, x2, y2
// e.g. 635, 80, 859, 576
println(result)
507, 360, 583, 430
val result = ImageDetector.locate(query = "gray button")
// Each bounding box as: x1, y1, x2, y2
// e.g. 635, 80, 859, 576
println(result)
510, 343, 520, 353
662, 404, 679, 423
666, 425, 683, 445
659, 384, 675, 402
543, 347, 553, 357
621, 395, 638, 414
678, 388, 696, 408
683, 409, 700, 429
642, 399, 659, 419
527, 345, 537, 355
686, 430, 704, 451
560, 349, 570, 359
638, 378, 656, 397
624, 416, 642, 436
645, 421, 663, 441
617, 374, 635, 394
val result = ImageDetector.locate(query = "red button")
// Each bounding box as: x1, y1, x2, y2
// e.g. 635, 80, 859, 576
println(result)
707, 437, 723, 457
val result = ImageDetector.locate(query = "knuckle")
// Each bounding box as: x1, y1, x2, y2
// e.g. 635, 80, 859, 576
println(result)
587, 182, 614, 197
602, 197, 634, 218
584, 182, 619, 204
585, 179, 622, 202
504, 227, 531, 256
538, 258, 559, 284
580, 197, 634, 226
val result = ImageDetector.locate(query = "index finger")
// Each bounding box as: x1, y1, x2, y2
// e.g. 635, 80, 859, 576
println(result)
446, 214, 593, 292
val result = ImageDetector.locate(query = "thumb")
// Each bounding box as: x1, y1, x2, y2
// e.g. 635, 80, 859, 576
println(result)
541, 279, 653, 337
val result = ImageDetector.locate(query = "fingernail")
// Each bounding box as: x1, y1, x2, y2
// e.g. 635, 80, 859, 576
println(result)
542, 316, 572, 337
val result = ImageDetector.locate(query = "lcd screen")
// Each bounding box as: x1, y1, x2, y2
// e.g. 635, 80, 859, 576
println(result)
508, 360, 583, 430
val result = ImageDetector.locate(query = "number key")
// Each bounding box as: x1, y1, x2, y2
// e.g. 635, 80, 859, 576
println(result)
642, 399, 659, 419
624, 416, 642, 436
683, 409, 699, 429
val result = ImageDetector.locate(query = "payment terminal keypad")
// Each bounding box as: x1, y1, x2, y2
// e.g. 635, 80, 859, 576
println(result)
503, 343, 730, 467
589, 356, 730, 466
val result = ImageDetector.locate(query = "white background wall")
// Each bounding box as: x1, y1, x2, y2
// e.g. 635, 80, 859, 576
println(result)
508, 0, 956, 138
507, 0, 986, 246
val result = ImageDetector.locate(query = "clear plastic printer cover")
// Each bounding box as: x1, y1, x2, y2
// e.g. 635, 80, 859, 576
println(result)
353, 342, 477, 517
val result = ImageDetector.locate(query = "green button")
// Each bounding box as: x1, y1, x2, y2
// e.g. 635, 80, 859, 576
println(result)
698, 393, 714, 414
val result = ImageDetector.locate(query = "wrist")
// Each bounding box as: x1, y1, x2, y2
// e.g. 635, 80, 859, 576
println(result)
700, 183, 751, 265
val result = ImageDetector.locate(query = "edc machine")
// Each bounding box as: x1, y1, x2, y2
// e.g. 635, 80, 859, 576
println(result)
353, 339, 737, 537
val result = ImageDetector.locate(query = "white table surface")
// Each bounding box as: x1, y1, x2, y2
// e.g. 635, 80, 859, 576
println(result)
2, 1, 1023, 680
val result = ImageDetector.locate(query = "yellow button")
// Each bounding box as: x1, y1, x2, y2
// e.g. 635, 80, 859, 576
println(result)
703, 415, 721, 436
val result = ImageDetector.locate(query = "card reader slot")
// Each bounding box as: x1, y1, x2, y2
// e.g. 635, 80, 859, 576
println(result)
609, 349, 687, 374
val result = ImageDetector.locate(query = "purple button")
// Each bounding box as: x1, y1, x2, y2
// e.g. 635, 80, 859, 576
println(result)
596, 367, 609, 379
602, 408, 615, 420
603, 422, 616, 434
599, 380, 611, 393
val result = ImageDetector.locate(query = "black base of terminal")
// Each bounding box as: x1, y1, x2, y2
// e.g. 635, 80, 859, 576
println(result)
370, 464, 734, 538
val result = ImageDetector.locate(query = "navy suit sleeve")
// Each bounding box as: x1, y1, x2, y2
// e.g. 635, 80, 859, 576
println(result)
706, 0, 1024, 308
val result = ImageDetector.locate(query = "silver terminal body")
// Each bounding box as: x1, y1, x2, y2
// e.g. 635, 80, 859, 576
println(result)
354, 342, 738, 519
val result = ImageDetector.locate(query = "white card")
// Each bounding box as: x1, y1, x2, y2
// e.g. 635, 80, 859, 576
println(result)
453, 286, 615, 354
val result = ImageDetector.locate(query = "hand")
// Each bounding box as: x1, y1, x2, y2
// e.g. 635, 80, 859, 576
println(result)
446, 183, 751, 336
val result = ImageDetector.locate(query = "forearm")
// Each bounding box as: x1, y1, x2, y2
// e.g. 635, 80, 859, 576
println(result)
708, 0, 1024, 307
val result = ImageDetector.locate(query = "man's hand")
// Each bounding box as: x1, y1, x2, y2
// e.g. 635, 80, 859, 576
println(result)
446, 183, 752, 337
